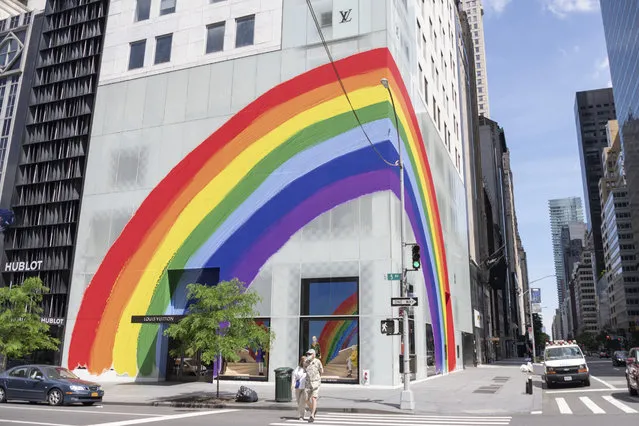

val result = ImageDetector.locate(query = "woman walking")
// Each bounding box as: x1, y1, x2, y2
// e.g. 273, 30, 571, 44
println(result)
292, 356, 308, 421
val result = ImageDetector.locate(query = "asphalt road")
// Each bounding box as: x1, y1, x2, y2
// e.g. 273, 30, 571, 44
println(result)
1, 356, 638, 426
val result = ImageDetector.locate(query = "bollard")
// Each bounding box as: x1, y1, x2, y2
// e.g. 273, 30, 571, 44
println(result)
525, 375, 533, 394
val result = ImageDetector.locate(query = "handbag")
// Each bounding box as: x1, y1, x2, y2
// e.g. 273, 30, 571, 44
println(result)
295, 379, 301, 389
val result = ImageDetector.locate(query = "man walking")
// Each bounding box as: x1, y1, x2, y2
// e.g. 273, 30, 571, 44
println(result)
304, 348, 323, 423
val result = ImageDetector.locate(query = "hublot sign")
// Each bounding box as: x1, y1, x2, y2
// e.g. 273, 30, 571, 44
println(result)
41, 317, 64, 326
5, 260, 44, 272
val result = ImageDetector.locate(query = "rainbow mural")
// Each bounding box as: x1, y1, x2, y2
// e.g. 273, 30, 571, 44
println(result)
67, 48, 456, 377
318, 291, 358, 364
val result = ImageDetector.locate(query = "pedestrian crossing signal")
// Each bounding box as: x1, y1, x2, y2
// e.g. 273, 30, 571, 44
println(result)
412, 245, 421, 270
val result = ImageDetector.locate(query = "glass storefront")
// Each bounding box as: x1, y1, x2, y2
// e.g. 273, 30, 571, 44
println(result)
300, 278, 359, 383
220, 319, 270, 381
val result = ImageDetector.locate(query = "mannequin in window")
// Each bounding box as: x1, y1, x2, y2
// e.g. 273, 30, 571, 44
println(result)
311, 336, 321, 360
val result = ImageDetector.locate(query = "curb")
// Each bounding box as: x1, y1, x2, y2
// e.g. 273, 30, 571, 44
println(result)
101, 400, 398, 414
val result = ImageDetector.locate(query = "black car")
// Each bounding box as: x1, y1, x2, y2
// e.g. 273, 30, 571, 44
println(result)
613, 350, 628, 366
0, 365, 104, 406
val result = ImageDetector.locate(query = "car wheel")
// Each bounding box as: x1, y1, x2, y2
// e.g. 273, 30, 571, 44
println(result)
0, 386, 6, 403
584, 378, 591, 387
47, 388, 63, 406
546, 380, 554, 389
628, 377, 638, 396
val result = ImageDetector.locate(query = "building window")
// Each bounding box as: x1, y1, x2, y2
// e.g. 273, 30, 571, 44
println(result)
206, 22, 225, 53
9, 16, 18, 29
128, 40, 146, 70
154, 34, 172, 64
218, 319, 271, 380
135, 0, 151, 21
424, 78, 428, 105
300, 278, 359, 383
320, 12, 332, 27
235, 15, 255, 48
159, 0, 176, 15
0, 39, 19, 70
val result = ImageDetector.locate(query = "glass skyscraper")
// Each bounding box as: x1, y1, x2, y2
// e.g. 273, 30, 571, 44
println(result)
600, 1, 639, 276
548, 197, 584, 305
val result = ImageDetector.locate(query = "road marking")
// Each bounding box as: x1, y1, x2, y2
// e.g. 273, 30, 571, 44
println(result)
0, 420, 70, 426
546, 387, 624, 394
86, 409, 237, 426
0, 405, 162, 417
268, 413, 512, 425
317, 413, 513, 420
579, 396, 605, 414
591, 375, 616, 389
602, 395, 638, 413
555, 397, 572, 414
530, 411, 542, 415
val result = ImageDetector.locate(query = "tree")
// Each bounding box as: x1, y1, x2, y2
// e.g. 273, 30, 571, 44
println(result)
164, 279, 273, 395
0, 277, 60, 371
576, 332, 598, 352
532, 313, 547, 358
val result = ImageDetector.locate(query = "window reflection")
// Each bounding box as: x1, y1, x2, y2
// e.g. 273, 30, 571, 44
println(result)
300, 278, 359, 383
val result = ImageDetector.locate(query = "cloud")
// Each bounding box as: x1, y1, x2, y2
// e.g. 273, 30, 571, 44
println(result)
591, 56, 611, 82
484, 0, 512, 14
543, 0, 599, 18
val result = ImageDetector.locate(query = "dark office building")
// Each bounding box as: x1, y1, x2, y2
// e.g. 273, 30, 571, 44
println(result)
574, 88, 616, 278
600, 1, 639, 276
0, 0, 109, 364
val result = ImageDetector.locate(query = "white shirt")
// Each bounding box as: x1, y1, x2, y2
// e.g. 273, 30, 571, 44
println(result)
293, 366, 306, 389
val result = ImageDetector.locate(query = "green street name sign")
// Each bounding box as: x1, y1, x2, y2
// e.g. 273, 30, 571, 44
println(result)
386, 273, 401, 281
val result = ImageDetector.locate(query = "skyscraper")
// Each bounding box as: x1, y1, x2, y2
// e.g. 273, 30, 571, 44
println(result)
574, 89, 616, 278
600, 1, 639, 284
460, 0, 490, 117
548, 197, 584, 305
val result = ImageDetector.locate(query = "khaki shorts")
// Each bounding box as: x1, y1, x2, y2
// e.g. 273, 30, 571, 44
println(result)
305, 386, 319, 399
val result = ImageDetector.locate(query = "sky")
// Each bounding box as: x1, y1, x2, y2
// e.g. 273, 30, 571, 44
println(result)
480, 0, 611, 335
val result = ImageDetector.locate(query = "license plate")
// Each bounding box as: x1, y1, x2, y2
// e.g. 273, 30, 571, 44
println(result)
91, 392, 98, 397
564, 376, 572, 381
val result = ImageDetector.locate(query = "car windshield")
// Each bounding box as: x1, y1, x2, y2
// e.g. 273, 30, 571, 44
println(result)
616, 351, 628, 357
545, 346, 583, 360
43, 367, 79, 380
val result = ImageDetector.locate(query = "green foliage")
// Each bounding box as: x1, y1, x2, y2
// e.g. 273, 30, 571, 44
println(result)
533, 313, 545, 349
576, 332, 598, 351
0, 277, 60, 368
164, 279, 273, 365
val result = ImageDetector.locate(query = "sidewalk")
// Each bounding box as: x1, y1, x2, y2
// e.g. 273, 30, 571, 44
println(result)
99, 358, 542, 415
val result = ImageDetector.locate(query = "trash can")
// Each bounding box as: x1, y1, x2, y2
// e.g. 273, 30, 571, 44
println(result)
274, 367, 294, 402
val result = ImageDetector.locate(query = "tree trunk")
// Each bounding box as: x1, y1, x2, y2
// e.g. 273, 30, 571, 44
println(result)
0, 354, 6, 372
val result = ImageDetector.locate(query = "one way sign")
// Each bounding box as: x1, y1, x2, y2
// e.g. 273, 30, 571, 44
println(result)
391, 297, 418, 307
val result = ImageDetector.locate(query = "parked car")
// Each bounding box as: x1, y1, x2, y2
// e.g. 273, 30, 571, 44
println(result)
599, 350, 610, 358
0, 365, 104, 406
613, 350, 628, 367
626, 347, 639, 396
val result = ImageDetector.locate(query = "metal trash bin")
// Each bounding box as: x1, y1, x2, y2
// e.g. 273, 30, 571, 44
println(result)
274, 367, 294, 402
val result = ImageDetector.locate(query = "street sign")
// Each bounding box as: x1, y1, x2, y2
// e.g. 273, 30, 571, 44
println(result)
391, 297, 418, 307
381, 318, 401, 335
386, 273, 401, 281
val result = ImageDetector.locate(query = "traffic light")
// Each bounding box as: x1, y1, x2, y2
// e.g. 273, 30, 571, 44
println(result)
412, 245, 421, 270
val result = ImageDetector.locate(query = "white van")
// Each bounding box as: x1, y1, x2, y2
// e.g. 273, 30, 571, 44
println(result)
543, 340, 590, 388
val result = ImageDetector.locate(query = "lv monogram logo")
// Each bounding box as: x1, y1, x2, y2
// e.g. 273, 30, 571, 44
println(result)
339, 8, 353, 23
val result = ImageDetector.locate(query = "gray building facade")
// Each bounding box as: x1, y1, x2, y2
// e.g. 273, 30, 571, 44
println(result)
574, 88, 616, 279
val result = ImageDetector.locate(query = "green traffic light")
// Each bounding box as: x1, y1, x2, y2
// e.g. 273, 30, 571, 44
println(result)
413, 261, 420, 268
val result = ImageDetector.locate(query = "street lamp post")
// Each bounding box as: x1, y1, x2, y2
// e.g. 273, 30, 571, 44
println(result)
522, 274, 555, 361
381, 78, 414, 410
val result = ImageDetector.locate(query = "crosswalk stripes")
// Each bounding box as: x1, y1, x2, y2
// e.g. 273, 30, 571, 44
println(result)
551, 394, 638, 415
268, 412, 512, 425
